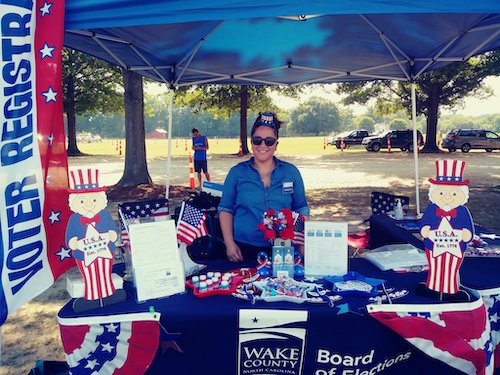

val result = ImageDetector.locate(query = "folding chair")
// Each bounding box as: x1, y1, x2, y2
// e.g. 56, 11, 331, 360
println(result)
117, 198, 169, 247
370, 191, 409, 216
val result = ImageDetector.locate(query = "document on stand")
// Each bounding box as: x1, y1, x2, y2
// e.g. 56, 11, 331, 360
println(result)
128, 220, 179, 267
304, 221, 348, 278
128, 220, 185, 301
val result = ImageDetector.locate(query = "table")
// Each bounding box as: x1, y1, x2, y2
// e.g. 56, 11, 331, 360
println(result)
58, 257, 500, 375
369, 214, 500, 251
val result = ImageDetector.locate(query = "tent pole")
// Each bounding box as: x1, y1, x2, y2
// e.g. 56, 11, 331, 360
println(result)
166, 90, 174, 199
411, 83, 421, 215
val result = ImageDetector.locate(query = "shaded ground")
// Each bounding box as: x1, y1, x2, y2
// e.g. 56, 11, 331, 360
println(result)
1, 152, 498, 374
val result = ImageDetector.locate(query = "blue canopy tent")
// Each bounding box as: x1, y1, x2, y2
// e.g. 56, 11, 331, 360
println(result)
63, 0, 500, 212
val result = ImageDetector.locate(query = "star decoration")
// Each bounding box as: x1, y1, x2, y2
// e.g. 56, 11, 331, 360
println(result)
76, 225, 112, 266
42, 87, 57, 103
105, 323, 118, 333
491, 312, 499, 324
39, 43, 55, 59
56, 246, 72, 261
48, 210, 61, 224
39, 2, 53, 16
101, 342, 114, 353
252, 317, 259, 323
85, 359, 98, 370
428, 217, 463, 258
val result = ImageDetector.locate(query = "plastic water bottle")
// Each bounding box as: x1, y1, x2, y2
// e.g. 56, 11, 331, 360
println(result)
394, 198, 404, 220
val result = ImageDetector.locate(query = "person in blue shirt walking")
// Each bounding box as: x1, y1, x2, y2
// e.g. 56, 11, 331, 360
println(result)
219, 112, 310, 262
192, 128, 210, 189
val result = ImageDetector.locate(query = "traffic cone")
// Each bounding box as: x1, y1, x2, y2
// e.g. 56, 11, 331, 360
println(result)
119, 140, 122, 155
238, 139, 243, 157
387, 135, 391, 153
188, 154, 195, 189
185, 139, 188, 151
323, 137, 326, 150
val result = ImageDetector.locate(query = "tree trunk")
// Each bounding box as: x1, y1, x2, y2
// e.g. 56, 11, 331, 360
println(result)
240, 86, 249, 155
65, 76, 83, 156
420, 85, 441, 153
116, 69, 152, 186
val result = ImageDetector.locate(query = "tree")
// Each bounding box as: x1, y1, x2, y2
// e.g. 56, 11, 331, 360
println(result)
288, 97, 341, 135
116, 70, 152, 186
336, 51, 500, 152
62, 48, 123, 155
356, 116, 376, 133
175, 85, 302, 154
389, 118, 408, 130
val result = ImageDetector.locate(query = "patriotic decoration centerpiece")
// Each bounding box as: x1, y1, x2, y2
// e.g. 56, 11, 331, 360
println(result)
418, 160, 474, 301
258, 209, 303, 243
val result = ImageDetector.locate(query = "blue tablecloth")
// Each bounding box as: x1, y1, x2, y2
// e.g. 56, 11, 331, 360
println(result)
58, 256, 500, 375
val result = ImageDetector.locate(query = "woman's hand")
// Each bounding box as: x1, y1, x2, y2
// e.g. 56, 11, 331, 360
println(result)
226, 241, 243, 262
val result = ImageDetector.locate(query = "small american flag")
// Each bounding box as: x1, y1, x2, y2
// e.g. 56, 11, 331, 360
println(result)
177, 202, 208, 245
118, 199, 169, 245
292, 212, 305, 245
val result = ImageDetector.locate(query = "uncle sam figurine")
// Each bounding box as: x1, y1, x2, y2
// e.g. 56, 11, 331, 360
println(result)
65, 168, 126, 312
418, 160, 474, 301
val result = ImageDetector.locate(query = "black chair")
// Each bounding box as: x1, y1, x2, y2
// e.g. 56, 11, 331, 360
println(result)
370, 191, 409, 216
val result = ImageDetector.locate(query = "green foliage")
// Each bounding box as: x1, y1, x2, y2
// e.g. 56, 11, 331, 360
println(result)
355, 116, 375, 132
62, 48, 123, 114
288, 97, 341, 136
389, 118, 408, 130
174, 85, 282, 119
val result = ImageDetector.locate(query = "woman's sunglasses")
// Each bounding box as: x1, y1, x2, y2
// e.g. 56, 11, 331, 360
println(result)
252, 136, 277, 147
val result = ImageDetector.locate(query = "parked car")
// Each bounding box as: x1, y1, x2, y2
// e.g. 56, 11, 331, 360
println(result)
329, 130, 370, 148
362, 129, 423, 152
442, 129, 500, 153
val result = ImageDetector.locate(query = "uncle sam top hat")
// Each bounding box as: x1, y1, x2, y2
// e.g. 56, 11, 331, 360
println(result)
68, 168, 107, 193
429, 159, 469, 186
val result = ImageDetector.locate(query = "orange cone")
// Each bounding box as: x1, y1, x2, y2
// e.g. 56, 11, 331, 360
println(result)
119, 140, 122, 155
238, 139, 243, 157
323, 137, 326, 150
185, 139, 188, 151
188, 154, 195, 189
387, 135, 391, 153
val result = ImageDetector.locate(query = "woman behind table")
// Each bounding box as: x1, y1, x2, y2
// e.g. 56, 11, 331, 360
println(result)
219, 112, 310, 262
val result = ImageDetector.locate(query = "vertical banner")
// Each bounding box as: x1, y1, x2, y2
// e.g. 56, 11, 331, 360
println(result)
0, 0, 74, 325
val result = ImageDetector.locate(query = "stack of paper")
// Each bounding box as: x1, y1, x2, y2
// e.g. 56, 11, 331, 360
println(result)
128, 220, 185, 302
362, 244, 427, 271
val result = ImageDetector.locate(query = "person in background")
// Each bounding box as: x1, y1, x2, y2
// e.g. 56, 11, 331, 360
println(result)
219, 112, 310, 262
192, 128, 210, 189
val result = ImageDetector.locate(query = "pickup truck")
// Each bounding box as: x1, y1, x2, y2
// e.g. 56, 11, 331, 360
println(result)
329, 130, 370, 149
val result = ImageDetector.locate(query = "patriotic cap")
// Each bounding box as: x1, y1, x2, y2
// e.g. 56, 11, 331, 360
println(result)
429, 159, 469, 185
68, 168, 107, 193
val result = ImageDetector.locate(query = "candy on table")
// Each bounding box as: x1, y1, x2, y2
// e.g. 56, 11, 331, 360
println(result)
221, 280, 229, 289
199, 281, 207, 293
206, 279, 213, 290
199, 275, 207, 282
191, 276, 199, 285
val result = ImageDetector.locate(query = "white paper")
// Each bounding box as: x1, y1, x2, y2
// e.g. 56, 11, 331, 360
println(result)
128, 219, 186, 301
304, 221, 348, 277
133, 263, 185, 302
128, 220, 179, 267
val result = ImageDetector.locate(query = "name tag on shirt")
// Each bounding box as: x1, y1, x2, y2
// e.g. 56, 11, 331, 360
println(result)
282, 181, 294, 194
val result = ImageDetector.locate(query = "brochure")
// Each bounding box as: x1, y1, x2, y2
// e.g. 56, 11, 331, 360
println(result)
304, 221, 348, 278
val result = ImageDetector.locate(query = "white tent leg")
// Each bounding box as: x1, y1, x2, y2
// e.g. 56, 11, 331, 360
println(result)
411, 83, 421, 215
166, 91, 174, 198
